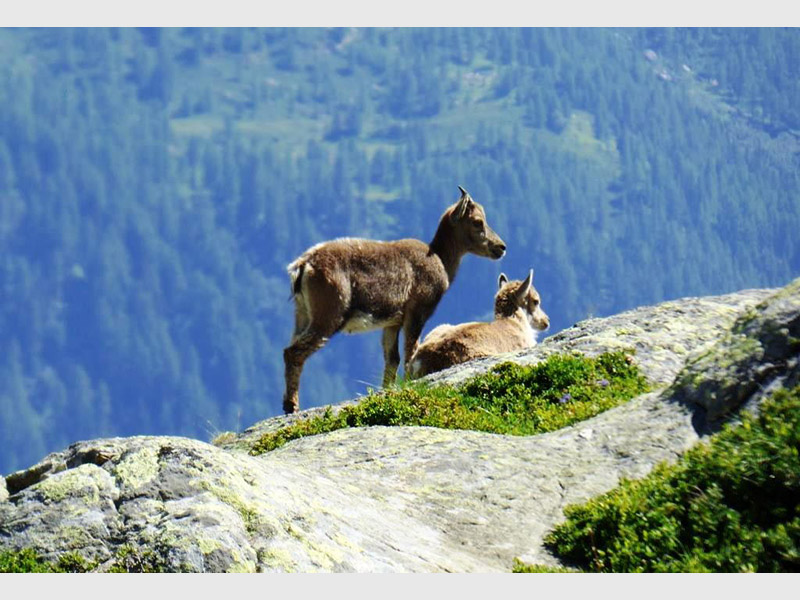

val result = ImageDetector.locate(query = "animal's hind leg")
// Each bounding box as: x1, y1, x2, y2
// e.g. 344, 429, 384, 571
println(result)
381, 325, 401, 388
282, 265, 347, 413
291, 299, 311, 343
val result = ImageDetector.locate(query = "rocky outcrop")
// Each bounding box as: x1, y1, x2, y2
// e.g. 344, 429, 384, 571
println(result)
670, 281, 800, 423
1, 280, 797, 572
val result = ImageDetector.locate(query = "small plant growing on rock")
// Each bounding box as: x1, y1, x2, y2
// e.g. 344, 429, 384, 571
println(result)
106, 545, 165, 573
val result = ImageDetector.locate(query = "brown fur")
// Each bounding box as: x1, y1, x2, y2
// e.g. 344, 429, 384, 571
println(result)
282, 187, 506, 413
407, 270, 549, 379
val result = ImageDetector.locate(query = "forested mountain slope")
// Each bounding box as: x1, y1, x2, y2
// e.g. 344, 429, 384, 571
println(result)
0, 28, 798, 474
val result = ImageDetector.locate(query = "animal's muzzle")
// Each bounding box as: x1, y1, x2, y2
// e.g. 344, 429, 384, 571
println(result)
490, 243, 507, 259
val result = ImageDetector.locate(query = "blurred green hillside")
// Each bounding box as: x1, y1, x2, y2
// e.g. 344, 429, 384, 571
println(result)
0, 27, 798, 473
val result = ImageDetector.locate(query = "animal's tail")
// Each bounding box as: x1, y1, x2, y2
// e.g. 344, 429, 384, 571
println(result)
287, 257, 306, 300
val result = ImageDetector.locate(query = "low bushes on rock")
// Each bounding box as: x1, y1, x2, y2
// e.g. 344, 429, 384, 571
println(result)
523, 385, 800, 573
251, 350, 649, 454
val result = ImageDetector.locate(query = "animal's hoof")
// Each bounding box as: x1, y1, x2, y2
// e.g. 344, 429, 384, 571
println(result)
283, 397, 299, 414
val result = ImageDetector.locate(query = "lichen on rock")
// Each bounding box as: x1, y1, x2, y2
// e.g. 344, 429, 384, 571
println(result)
113, 446, 160, 490
35, 464, 116, 505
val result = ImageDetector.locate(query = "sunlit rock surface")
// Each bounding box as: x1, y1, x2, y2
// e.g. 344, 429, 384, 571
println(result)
1, 280, 797, 572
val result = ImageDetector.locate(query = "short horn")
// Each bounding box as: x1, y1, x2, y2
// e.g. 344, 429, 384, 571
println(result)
451, 187, 472, 222
516, 270, 533, 302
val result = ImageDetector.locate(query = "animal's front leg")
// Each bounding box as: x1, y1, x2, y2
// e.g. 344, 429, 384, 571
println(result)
382, 325, 401, 388
402, 315, 426, 378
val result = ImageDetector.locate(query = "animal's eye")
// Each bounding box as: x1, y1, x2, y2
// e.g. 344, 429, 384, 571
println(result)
472, 220, 484, 229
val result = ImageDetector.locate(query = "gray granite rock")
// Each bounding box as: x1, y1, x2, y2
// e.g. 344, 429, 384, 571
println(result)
0, 280, 796, 572
670, 278, 800, 424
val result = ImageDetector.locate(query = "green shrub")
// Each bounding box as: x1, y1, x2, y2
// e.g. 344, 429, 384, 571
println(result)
534, 385, 800, 573
0, 548, 92, 573
251, 350, 649, 454
0, 545, 165, 573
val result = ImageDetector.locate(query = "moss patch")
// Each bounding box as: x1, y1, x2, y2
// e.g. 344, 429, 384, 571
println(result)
251, 351, 649, 455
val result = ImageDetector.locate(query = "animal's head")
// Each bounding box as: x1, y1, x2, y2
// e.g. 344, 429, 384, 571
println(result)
495, 270, 550, 331
448, 186, 506, 260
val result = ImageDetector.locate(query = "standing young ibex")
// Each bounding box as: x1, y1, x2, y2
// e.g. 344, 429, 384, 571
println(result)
407, 270, 549, 379
282, 186, 506, 413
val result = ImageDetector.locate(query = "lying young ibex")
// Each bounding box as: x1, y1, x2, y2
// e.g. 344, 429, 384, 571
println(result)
282, 186, 506, 413
407, 270, 549, 378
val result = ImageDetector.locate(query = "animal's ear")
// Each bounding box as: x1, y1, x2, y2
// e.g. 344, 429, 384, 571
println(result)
451, 186, 473, 222
498, 273, 508, 288
515, 270, 533, 303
